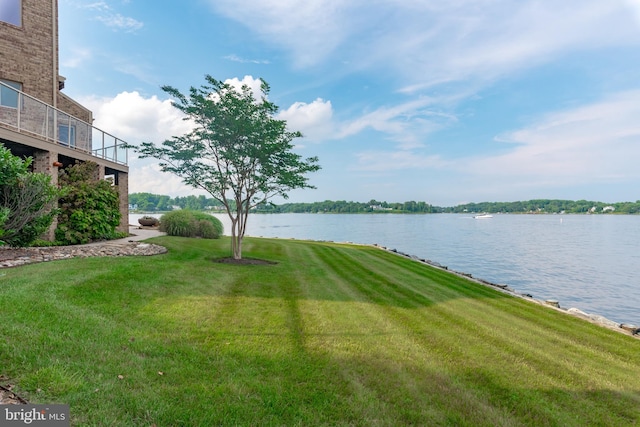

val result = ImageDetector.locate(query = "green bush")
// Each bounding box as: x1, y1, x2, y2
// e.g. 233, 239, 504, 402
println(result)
29, 239, 66, 247
0, 207, 9, 244
0, 144, 60, 247
160, 210, 223, 239
191, 211, 223, 238
55, 161, 121, 245
159, 210, 193, 236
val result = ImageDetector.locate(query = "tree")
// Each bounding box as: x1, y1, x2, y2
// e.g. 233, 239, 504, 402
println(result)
135, 75, 320, 259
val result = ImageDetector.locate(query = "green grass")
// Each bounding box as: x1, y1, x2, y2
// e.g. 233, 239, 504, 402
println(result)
1, 236, 639, 426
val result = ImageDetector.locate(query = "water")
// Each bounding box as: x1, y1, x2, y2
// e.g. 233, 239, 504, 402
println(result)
130, 213, 640, 325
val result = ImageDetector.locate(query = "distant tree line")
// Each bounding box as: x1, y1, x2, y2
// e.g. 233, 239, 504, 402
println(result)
129, 193, 228, 212
129, 193, 640, 215
442, 199, 640, 214
256, 200, 436, 213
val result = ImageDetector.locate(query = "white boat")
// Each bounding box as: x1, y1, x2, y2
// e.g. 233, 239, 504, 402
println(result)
473, 214, 493, 219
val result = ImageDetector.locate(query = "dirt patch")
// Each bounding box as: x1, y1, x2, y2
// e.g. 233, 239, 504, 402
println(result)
213, 257, 277, 266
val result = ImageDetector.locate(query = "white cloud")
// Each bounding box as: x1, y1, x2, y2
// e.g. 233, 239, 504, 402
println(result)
96, 13, 143, 32
223, 75, 265, 101
207, 0, 352, 68
338, 97, 457, 152
461, 90, 640, 187
277, 98, 333, 140
207, 0, 640, 92
79, 91, 191, 145
83, 1, 143, 32
340, 98, 434, 136
223, 54, 270, 65
78, 91, 199, 196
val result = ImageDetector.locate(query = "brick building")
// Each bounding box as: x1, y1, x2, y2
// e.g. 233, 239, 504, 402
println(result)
0, 0, 129, 237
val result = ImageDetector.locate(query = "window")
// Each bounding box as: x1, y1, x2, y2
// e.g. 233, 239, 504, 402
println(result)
0, 0, 21, 27
58, 124, 76, 147
0, 79, 21, 108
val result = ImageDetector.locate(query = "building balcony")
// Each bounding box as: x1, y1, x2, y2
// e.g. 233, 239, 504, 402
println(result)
0, 81, 127, 166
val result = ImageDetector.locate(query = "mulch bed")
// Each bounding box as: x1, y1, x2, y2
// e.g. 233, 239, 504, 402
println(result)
213, 257, 277, 265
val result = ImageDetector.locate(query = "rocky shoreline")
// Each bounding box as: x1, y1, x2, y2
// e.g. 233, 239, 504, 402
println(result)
375, 243, 640, 338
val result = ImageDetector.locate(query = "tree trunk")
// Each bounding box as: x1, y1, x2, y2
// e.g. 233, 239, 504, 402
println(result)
233, 232, 242, 259
230, 217, 242, 259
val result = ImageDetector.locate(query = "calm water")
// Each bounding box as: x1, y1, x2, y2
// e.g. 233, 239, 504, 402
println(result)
131, 213, 640, 325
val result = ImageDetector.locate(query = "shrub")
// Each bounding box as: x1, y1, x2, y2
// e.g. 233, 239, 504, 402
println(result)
0, 207, 8, 246
0, 145, 60, 247
56, 161, 121, 245
159, 210, 193, 236
29, 239, 66, 247
2, 174, 59, 247
191, 211, 223, 238
160, 210, 223, 239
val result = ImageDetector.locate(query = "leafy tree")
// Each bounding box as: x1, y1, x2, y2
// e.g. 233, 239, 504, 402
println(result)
135, 75, 320, 259
0, 144, 59, 247
56, 161, 121, 244
156, 195, 172, 211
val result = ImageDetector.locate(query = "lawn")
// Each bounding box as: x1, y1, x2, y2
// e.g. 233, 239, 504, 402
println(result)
1, 236, 639, 426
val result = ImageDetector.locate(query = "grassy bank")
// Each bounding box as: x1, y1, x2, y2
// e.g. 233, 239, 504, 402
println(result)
1, 236, 639, 425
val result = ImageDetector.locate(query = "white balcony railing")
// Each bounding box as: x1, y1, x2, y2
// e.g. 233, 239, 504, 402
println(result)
0, 81, 127, 165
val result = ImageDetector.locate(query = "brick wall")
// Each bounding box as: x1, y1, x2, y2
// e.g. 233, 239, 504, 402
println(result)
0, 0, 57, 105
57, 92, 92, 123
117, 172, 129, 232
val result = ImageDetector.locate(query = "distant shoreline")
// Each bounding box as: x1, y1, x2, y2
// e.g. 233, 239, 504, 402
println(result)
128, 194, 640, 215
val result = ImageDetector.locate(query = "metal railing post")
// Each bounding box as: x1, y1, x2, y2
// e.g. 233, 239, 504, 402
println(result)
16, 89, 22, 132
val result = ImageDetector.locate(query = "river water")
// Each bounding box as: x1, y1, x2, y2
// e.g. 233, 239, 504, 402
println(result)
130, 213, 640, 325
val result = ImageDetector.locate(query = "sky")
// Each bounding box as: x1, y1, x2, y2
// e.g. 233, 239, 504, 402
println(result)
57, 0, 640, 206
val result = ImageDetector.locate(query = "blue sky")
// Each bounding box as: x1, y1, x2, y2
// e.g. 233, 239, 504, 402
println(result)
58, 0, 640, 206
